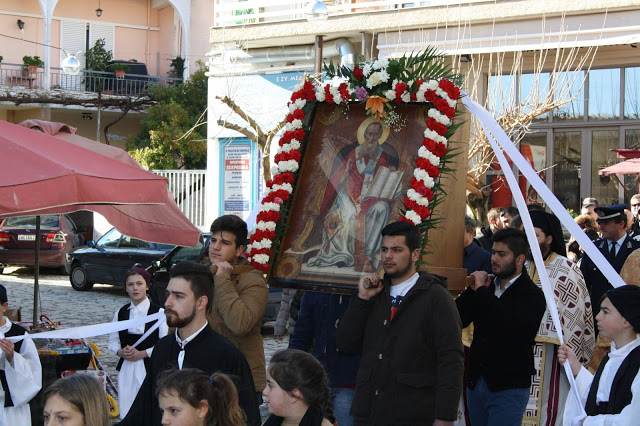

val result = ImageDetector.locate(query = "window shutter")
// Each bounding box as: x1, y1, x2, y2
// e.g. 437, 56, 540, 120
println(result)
60, 20, 86, 90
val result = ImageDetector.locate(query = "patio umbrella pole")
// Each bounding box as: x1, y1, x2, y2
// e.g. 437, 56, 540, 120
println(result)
33, 215, 40, 328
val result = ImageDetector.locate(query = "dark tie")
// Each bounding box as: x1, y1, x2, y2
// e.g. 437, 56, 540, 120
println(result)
608, 241, 617, 262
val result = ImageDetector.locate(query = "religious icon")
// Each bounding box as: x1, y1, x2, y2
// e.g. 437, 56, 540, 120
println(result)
270, 102, 428, 292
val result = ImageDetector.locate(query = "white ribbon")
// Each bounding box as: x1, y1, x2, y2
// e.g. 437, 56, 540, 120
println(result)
5, 311, 166, 344
462, 95, 589, 424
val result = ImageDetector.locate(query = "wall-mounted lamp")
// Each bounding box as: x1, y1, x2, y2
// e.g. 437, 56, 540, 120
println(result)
17, 20, 24, 30
95, 0, 103, 18
82, 112, 93, 120
460, 54, 472, 63
305, 0, 329, 22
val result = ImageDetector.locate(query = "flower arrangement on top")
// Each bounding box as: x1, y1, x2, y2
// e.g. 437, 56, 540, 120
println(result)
247, 48, 463, 272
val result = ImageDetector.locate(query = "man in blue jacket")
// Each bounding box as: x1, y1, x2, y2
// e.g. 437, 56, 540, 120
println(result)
289, 292, 360, 426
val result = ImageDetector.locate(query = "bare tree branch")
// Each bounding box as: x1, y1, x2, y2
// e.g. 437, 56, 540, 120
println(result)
217, 95, 266, 140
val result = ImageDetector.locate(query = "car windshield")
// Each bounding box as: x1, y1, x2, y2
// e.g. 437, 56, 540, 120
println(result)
5, 215, 60, 227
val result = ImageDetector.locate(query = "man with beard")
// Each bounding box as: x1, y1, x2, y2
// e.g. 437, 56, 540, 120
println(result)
456, 228, 545, 426
336, 221, 463, 425
523, 210, 595, 426
118, 261, 260, 426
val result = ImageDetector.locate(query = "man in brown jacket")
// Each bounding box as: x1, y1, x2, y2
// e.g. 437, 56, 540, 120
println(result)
207, 215, 268, 404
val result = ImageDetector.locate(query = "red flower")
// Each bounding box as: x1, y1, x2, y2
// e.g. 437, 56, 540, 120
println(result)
289, 150, 302, 162
425, 90, 436, 102
286, 113, 294, 123
427, 118, 448, 136
293, 129, 306, 141
433, 98, 455, 119
395, 82, 407, 102
257, 210, 281, 223
338, 83, 351, 102
353, 67, 364, 81
439, 79, 461, 100
324, 85, 334, 104
422, 138, 437, 152
416, 158, 440, 178
398, 216, 414, 225
280, 132, 293, 144
293, 109, 305, 120
410, 80, 423, 101
433, 142, 447, 158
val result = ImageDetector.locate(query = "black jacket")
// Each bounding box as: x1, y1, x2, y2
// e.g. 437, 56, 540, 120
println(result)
476, 226, 493, 252
580, 235, 640, 319
455, 271, 546, 392
336, 272, 463, 425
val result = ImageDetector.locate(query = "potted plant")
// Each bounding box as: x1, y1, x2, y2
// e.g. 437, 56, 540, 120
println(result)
110, 63, 130, 79
22, 55, 44, 74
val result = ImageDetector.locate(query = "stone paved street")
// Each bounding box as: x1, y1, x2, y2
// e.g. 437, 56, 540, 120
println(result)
0, 266, 288, 423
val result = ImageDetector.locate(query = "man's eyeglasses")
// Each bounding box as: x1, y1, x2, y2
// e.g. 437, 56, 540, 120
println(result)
632, 203, 640, 208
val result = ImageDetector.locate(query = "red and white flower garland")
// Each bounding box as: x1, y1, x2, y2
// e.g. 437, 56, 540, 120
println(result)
246, 79, 460, 271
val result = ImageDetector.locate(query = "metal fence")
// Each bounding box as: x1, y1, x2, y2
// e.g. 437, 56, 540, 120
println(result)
0, 63, 182, 96
153, 170, 207, 229
213, 0, 496, 27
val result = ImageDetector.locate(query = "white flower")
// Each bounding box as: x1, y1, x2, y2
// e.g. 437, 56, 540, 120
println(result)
416, 86, 427, 103
423, 128, 448, 145
405, 210, 422, 225
290, 119, 303, 129
252, 239, 273, 250
294, 99, 307, 109
253, 254, 270, 264
373, 57, 389, 70
256, 221, 277, 232
366, 73, 381, 89
293, 81, 304, 91
378, 70, 390, 83
427, 80, 439, 91
260, 202, 280, 212
278, 160, 299, 173
362, 63, 372, 77
428, 108, 451, 126
272, 183, 293, 193
401, 92, 411, 103
329, 87, 342, 105
289, 140, 301, 150
271, 165, 280, 175
407, 189, 430, 207
413, 168, 435, 188
316, 90, 326, 102
384, 89, 395, 100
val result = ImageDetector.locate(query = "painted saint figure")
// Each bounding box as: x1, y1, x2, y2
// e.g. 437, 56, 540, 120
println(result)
308, 118, 400, 272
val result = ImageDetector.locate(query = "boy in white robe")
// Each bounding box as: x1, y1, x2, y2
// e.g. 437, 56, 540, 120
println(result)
559, 285, 640, 425
0, 284, 42, 425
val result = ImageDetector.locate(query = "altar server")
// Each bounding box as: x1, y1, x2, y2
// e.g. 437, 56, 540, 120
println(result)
0, 284, 42, 425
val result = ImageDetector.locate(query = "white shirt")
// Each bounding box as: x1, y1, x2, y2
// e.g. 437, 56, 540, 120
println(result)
494, 273, 521, 298
0, 317, 42, 426
108, 298, 168, 358
563, 335, 640, 426
390, 273, 419, 299
175, 321, 209, 369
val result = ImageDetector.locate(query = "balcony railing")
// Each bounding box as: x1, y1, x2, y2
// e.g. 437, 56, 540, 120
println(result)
0, 63, 182, 96
214, 0, 495, 27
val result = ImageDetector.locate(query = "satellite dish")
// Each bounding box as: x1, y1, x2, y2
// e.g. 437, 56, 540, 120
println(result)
62, 54, 81, 76
305, 0, 329, 21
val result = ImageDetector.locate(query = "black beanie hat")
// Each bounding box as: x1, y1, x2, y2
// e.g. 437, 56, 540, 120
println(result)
529, 210, 567, 257
605, 285, 640, 332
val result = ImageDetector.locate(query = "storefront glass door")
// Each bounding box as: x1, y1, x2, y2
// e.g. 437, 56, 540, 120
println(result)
554, 131, 582, 212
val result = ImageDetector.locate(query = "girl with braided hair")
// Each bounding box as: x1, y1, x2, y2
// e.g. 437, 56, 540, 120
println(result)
263, 349, 335, 426
156, 368, 246, 426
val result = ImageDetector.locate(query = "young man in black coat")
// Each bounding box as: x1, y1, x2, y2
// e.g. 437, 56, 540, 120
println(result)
336, 221, 463, 426
118, 261, 260, 426
456, 227, 546, 426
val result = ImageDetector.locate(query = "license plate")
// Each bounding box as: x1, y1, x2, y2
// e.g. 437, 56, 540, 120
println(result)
18, 234, 36, 241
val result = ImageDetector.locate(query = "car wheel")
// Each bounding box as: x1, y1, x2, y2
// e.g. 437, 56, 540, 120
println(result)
70, 264, 94, 291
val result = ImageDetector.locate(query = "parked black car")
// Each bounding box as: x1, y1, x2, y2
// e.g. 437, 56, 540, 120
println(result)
67, 227, 174, 291
147, 234, 282, 323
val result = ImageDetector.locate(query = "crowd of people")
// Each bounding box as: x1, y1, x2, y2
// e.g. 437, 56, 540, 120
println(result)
0, 199, 636, 425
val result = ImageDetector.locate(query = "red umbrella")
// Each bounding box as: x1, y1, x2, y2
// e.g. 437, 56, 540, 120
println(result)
599, 158, 640, 176
14, 120, 201, 247
0, 120, 168, 215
